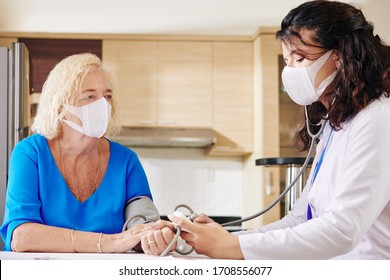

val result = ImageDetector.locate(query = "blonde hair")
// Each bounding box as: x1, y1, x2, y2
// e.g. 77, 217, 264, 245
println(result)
31, 53, 120, 139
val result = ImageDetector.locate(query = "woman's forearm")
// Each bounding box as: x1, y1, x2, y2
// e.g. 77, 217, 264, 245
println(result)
11, 222, 140, 253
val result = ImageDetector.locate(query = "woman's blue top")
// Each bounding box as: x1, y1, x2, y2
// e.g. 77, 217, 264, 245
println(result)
0, 134, 152, 251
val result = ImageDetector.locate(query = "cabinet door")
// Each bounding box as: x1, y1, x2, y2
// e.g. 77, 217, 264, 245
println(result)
0, 38, 17, 48
157, 41, 213, 128
103, 40, 158, 127
19, 38, 102, 94
212, 42, 253, 153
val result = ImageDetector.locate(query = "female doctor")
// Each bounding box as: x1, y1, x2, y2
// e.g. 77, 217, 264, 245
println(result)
167, 0, 390, 259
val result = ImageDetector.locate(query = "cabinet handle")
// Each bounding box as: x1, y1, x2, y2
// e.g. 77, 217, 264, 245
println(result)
160, 121, 177, 126
139, 120, 156, 125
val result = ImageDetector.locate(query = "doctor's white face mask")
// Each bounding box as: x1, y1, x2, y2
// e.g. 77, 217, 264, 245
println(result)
63, 97, 112, 138
281, 50, 339, 106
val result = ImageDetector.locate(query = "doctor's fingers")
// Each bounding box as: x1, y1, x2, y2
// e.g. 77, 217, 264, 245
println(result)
168, 214, 197, 233
193, 213, 214, 224
180, 231, 195, 245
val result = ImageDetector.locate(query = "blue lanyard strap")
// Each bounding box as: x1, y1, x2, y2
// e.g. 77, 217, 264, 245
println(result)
307, 128, 334, 220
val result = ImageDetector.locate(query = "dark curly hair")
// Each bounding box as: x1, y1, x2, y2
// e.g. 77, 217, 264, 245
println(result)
276, 0, 390, 151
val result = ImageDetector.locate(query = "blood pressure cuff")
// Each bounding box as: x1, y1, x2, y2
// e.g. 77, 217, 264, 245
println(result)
122, 196, 160, 231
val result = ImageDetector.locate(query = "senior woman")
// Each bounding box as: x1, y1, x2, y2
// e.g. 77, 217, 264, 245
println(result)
0, 53, 174, 254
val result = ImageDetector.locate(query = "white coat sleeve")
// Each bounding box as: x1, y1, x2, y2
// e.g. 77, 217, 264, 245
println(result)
238, 102, 390, 259
233, 184, 311, 236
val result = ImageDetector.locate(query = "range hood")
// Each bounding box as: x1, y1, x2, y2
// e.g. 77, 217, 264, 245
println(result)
109, 127, 216, 148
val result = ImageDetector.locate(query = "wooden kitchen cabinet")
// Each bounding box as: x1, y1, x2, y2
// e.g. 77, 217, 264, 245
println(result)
102, 40, 158, 127
157, 41, 213, 128
102, 40, 212, 128
103, 38, 253, 154
209, 42, 253, 155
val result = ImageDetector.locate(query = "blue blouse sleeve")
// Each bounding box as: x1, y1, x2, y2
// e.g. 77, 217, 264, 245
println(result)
0, 137, 44, 251
124, 148, 152, 202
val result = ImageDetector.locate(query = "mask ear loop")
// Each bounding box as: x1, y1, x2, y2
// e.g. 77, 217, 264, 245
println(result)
306, 50, 334, 82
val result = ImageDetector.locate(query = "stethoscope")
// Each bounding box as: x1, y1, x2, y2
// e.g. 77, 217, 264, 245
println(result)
222, 105, 327, 227
162, 106, 328, 255
160, 204, 198, 256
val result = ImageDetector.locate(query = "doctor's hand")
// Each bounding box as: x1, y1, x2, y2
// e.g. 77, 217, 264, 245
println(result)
140, 220, 176, 256
168, 213, 244, 259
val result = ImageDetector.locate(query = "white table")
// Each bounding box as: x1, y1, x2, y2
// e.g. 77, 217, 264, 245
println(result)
0, 250, 209, 260
1, 251, 211, 280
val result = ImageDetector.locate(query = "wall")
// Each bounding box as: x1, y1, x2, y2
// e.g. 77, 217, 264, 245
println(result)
132, 147, 243, 217
361, 0, 389, 44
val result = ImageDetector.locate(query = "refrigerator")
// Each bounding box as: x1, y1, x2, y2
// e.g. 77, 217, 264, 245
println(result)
0, 42, 30, 250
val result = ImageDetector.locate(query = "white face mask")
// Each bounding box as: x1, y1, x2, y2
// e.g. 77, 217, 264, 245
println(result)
281, 50, 339, 106
63, 97, 112, 138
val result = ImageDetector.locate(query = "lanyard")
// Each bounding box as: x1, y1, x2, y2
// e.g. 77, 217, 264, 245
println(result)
307, 128, 334, 220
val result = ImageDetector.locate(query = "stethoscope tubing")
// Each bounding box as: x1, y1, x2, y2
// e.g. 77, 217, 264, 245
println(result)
222, 107, 326, 227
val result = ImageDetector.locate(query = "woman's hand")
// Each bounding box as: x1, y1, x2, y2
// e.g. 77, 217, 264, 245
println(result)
140, 220, 176, 256
168, 213, 244, 259
113, 222, 153, 252
112, 220, 174, 254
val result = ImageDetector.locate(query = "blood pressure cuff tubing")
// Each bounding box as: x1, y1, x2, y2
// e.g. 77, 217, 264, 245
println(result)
123, 196, 160, 231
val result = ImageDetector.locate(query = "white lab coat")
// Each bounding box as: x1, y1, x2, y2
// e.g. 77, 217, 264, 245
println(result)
235, 96, 390, 259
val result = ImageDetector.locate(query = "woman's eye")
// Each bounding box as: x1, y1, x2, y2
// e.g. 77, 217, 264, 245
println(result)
79, 95, 96, 103
104, 95, 112, 101
296, 57, 304, 63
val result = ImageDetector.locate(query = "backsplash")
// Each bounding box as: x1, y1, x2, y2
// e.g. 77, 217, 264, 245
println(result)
132, 147, 243, 217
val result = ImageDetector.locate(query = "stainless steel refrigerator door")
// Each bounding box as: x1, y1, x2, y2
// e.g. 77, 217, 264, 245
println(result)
9, 43, 30, 156
0, 47, 10, 250
0, 43, 30, 250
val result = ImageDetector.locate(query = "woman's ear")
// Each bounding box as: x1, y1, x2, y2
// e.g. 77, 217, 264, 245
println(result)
58, 105, 67, 121
332, 50, 341, 69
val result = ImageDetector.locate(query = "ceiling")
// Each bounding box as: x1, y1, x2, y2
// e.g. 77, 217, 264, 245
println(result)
0, 0, 388, 42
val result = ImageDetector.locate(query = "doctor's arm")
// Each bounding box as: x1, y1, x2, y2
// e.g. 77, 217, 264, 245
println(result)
234, 184, 311, 236
168, 214, 244, 259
